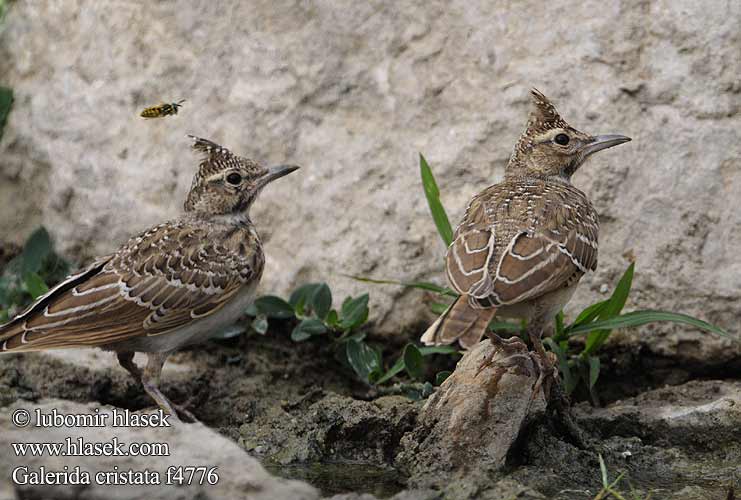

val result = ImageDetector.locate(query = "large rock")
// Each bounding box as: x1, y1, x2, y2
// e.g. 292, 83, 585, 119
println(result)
0, 399, 318, 500
398, 339, 545, 489
1, 1, 739, 363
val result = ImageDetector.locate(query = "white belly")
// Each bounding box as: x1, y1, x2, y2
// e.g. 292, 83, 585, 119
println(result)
497, 284, 578, 323
104, 283, 257, 353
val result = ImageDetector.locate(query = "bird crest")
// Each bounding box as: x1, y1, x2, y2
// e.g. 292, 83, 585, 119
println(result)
188, 135, 261, 179
508, 89, 570, 168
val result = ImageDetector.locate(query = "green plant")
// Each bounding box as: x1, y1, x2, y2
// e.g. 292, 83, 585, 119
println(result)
593, 454, 653, 500
0, 86, 13, 142
246, 282, 459, 390
355, 154, 735, 400
0, 227, 70, 322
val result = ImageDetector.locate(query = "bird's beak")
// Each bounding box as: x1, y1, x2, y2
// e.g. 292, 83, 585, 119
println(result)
258, 164, 300, 188
581, 134, 631, 158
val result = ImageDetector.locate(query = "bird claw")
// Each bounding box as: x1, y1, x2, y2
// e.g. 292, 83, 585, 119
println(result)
476, 334, 535, 377
170, 403, 198, 424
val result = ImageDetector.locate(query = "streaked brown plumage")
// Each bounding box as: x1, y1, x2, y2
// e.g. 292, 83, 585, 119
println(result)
0, 136, 299, 420
422, 89, 630, 383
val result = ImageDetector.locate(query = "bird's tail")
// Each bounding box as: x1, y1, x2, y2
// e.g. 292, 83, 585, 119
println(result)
420, 295, 495, 349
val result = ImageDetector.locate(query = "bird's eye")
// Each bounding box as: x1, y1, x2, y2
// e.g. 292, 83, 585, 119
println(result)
226, 173, 242, 185
554, 133, 570, 146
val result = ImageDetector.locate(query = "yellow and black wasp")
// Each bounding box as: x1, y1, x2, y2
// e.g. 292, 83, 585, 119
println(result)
140, 99, 185, 119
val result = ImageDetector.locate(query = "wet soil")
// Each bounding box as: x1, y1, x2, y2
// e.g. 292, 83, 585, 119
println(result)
1, 320, 739, 499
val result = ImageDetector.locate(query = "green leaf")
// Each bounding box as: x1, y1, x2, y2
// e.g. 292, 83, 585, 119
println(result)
325, 309, 339, 328
291, 318, 327, 342
403, 343, 425, 380
244, 302, 259, 316
0, 86, 12, 142
419, 154, 454, 246
311, 283, 332, 320
418, 345, 459, 355
568, 310, 735, 341
346, 339, 381, 382
582, 263, 635, 355
348, 275, 458, 298
213, 324, 247, 340
254, 295, 295, 319
289, 283, 321, 316
23, 272, 48, 299
570, 299, 610, 328
375, 345, 459, 385
251, 315, 268, 335
429, 302, 449, 315
544, 337, 577, 395
21, 227, 52, 276
339, 293, 369, 330
376, 358, 405, 385
588, 356, 600, 389
435, 370, 452, 385
554, 310, 565, 340
605, 263, 634, 317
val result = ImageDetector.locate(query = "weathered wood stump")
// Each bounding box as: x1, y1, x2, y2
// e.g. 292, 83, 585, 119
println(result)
399, 339, 545, 487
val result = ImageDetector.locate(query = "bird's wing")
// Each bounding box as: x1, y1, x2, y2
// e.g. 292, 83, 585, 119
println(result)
446, 195, 498, 298
446, 182, 598, 306
0, 221, 263, 352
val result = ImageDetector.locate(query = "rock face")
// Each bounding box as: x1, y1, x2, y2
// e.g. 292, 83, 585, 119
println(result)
1, 1, 740, 363
399, 339, 544, 489
0, 399, 318, 500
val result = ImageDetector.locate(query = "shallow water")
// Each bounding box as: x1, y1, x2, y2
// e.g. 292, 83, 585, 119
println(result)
265, 462, 406, 498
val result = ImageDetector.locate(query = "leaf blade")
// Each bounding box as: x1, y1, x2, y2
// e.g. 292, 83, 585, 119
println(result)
419, 154, 454, 246
403, 343, 425, 380
254, 295, 295, 319
567, 310, 734, 341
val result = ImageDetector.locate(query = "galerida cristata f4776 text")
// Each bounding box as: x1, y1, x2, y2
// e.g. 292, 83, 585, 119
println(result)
0, 136, 299, 421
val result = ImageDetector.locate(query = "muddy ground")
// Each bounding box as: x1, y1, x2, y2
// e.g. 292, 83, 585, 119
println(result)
1, 316, 739, 499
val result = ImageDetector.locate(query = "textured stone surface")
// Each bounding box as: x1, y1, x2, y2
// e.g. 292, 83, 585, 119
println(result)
0, 399, 318, 500
1, 1, 739, 361
398, 339, 544, 489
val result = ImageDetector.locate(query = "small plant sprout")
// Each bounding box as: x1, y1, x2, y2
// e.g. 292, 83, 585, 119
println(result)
245, 282, 458, 389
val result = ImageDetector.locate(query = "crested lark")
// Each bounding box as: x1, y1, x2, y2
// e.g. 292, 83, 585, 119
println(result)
0, 136, 299, 421
422, 89, 630, 388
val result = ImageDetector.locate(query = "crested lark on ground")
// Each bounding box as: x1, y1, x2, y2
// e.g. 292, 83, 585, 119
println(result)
0, 136, 299, 421
422, 89, 630, 386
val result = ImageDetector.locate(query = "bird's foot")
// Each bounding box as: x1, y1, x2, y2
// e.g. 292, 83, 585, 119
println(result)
142, 381, 198, 424
476, 333, 531, 377
171, 403, 198, 424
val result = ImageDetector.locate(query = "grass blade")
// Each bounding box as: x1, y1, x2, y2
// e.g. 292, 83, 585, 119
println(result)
0, 86, 13, 142
419, 154, 454, 246
347, 274, 458, 297
567, 310, 734, 341
582, 263, 634, 355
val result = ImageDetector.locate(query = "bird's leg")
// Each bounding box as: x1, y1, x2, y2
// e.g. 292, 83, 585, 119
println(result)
527, 323, 591, 450
527, 325, 555, 398
140, 352, 197, 423
476, 331, 530, 376
116, 351, 142, 383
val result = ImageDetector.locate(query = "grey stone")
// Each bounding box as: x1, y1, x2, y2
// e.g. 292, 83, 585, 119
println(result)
398, 339, 545, 488
0, 399, 318, 500
1, 1, 739, 364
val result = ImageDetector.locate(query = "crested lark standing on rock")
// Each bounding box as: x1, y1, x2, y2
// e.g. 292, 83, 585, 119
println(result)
422, 89, 630, 389
0, 136, 299, 421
